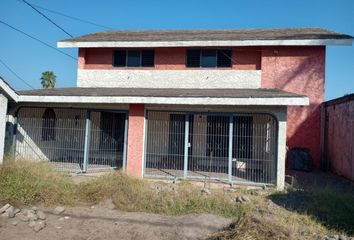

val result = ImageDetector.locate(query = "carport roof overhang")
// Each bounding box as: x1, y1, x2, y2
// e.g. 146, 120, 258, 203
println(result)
13, 88, 309, 106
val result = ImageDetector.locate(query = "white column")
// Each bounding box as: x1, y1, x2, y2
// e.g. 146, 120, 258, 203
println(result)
0, 94, 8, 164
274, 108, 287, 190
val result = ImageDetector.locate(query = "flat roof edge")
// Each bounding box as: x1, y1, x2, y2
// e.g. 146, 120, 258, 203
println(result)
58, 39, 353, 48
17, 95, 309, 106
0, 78, 19, 102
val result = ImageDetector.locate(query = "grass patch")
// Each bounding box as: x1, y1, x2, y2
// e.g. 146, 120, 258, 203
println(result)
270, 186, 354, 235
77, 173, 246, 218
0, 160, 245, 218
0, 159, 76, 206
207, 214, 292, 240
3, 160, 352, 238
207, 212, 331, 240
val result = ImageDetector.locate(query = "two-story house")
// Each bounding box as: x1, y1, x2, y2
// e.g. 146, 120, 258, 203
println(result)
0, 28, 352, 189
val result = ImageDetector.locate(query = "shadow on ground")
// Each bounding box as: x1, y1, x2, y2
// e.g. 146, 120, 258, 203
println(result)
269, 170, 354, 235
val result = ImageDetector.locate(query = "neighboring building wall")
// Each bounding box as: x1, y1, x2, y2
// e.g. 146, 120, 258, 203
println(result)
261, 46, 325, 167
322, 95, 354, 182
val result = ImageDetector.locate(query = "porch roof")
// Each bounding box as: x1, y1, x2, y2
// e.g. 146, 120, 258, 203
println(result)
15, 87, 309, 106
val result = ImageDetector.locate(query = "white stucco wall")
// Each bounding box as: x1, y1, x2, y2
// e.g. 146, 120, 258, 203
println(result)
0, 94, 8, 164
77, 69, 261, 89
273, 110, 287, 190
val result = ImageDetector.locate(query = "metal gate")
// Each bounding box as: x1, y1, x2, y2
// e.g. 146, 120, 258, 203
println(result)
14, 107, 127, 173
144, 111, 277, 185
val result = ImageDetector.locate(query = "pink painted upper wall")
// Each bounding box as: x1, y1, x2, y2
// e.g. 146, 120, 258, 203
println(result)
78, 47, 261, 70
261, 46, 325, 167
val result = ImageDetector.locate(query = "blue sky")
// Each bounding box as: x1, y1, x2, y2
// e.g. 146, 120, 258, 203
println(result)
0, 0, 353, 100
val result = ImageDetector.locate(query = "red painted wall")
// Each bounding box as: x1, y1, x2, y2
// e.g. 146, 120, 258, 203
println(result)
126, 104, 145, 178
261, 46, 325, 167
79, 47, 261, 70
324, 96, 354, 182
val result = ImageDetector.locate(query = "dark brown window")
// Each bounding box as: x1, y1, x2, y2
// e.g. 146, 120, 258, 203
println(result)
42, 108, 56, 141
186, 49, 232, 68
113, 49, 154, 67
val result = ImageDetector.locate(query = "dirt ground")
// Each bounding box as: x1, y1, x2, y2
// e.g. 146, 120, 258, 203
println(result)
0, 199, 233, 240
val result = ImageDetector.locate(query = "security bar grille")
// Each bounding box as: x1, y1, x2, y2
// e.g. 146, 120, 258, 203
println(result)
14, 107, 127, 173
145, 111, 186, 178
145, 111, 277, 185
187, 115, 230, 180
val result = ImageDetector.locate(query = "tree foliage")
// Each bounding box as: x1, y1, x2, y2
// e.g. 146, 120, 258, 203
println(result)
40, 71, 56, 89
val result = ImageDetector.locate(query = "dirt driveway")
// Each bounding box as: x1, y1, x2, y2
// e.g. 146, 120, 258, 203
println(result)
0, 200, 233, 240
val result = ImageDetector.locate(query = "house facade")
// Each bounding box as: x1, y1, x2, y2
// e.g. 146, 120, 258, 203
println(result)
0, 28, 352, 190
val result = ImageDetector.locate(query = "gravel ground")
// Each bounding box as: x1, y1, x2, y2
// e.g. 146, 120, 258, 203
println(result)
0, 200, 233, 240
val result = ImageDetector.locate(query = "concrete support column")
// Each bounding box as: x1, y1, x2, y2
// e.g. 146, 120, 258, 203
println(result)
275, 108, 287, 190
126, 104, 145, 178
0, 94, 8, 164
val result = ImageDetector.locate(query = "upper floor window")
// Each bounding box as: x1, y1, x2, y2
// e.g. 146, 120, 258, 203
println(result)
113, 49, 154, 67
186, 49, 232, 68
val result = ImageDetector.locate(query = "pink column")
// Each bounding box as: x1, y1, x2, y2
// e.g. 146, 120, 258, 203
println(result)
78, 48, 86, 69
126, 104, 145, 178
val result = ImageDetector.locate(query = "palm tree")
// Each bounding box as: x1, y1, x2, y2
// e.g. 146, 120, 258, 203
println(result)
40, 71, 56, 89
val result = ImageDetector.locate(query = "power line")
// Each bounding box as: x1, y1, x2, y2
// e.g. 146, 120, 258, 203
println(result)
21, 0, 73, 37
0, 58, 35, 89
26, 2, 113, 30
0, 20, 77, 60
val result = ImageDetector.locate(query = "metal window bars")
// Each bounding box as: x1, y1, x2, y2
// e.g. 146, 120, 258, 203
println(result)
144, 111, 277, 185
13, 107, 127, 173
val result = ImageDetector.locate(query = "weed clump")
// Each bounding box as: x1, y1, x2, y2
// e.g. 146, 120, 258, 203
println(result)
77, 174, 245, 218
0, 160, 245, 218
0, 159, 76, 206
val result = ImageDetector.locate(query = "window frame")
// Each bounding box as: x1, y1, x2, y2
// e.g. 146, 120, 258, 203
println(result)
186, 48, 232, 68
112, 49, 155, 68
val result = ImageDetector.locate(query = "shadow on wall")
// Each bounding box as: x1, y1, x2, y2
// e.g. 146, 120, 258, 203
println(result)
4, 122, 14, 158
269, 170, 354, 235
264, 47, 324, 167
285, 105, 321, 167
